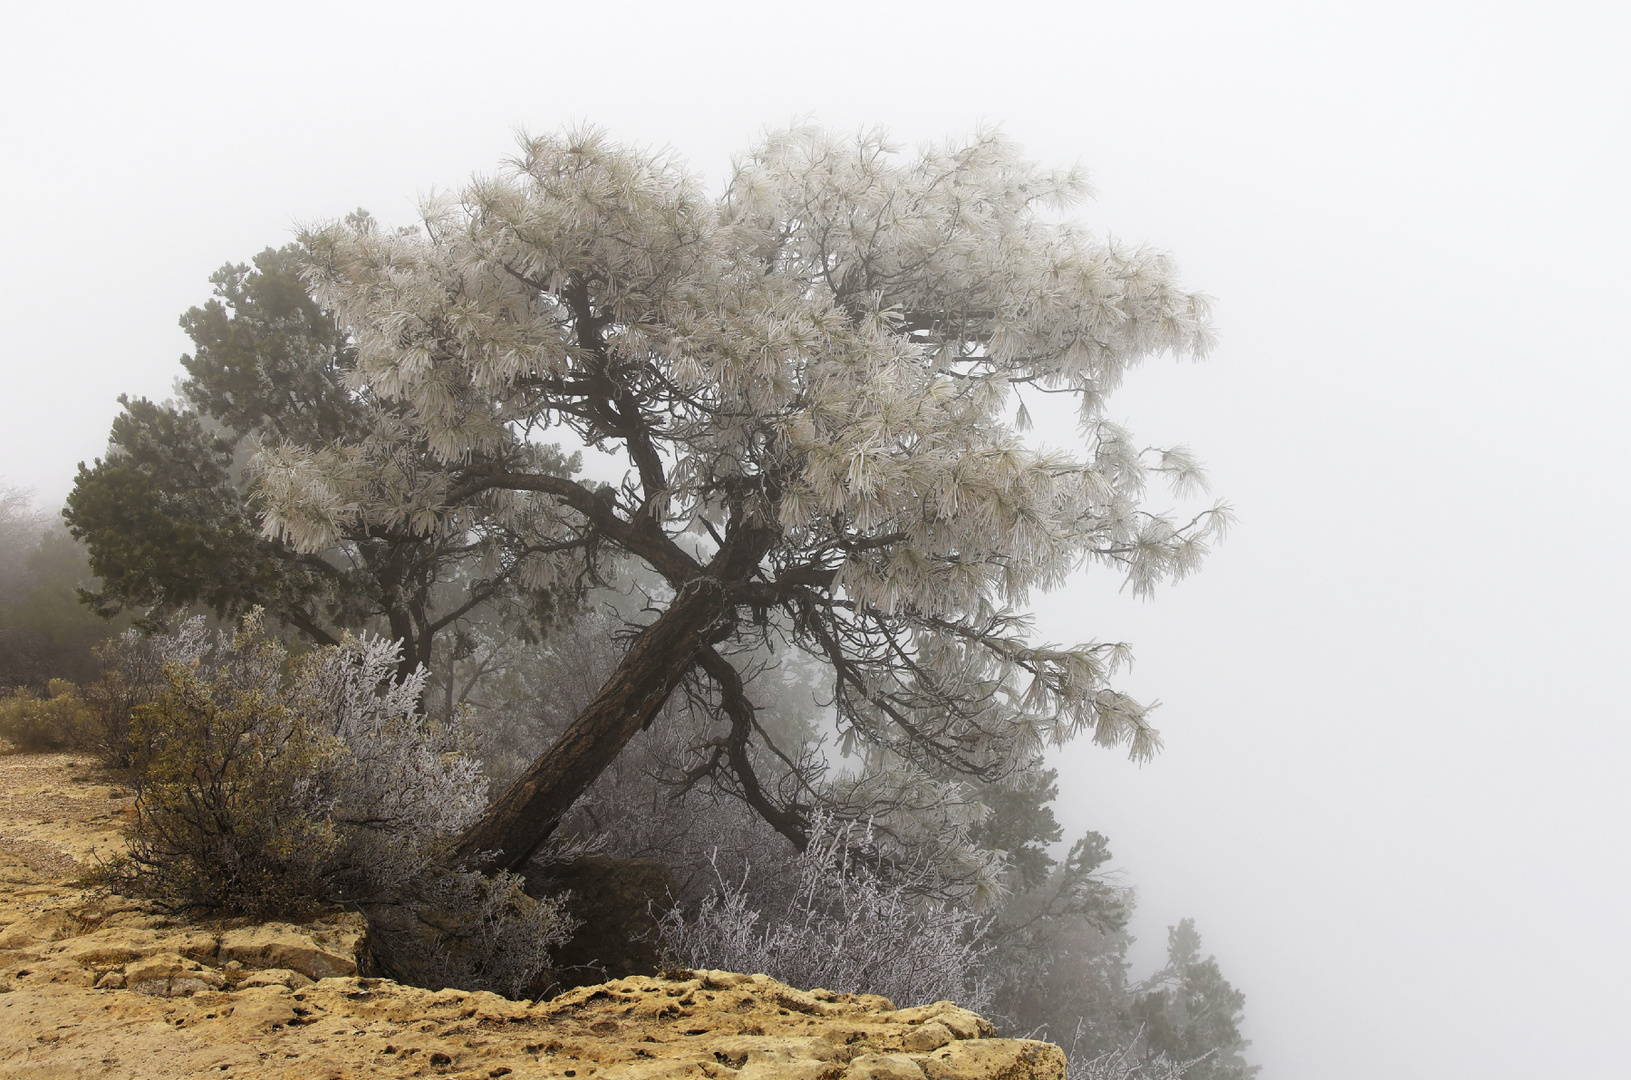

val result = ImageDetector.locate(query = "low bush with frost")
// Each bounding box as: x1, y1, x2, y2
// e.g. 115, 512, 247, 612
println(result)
110, 613, 479, 913
1065, 1026, 1210, 1080
106, 612, 570, 996
78, 618, 209, 768
658, 817, 990, 1010
368, 868, 576, 1000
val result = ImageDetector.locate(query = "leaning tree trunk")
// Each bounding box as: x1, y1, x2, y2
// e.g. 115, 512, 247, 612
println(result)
442, 578, 732, 872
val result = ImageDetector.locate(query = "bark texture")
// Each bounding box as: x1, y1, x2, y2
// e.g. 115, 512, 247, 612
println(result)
445, 578, 734, 871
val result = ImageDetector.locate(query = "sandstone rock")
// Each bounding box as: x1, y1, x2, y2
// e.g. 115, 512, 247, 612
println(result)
892, 1001, 993, 1040
917, 1038, 1067, 1080
467, 987, 532, 1022
849, 1052, 930, 1079
236, 967, 313, 989
429, 984, 470, 1005
3, 956, 97, 988
56, 926, 218, 968
56, 936, 154, 968
125, 952, 226, 997
0, 960, 1065, 1079
228, 984, 300, 1028
217, 914, 365, 980
0, 908, 86, 948
903, 1022, 956, 1052
770, 983, 834, 1016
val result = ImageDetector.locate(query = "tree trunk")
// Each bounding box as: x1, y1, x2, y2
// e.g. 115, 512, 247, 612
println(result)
387, 607, 422, 682
443, 578, 732, 872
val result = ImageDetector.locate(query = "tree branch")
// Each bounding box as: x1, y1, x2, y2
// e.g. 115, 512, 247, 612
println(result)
284, 607, 341, 648
451, 468, 702, 586
695, 644, 809, 851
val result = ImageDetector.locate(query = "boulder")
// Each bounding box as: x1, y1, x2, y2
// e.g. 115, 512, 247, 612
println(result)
235, 967, 313, 990
125, 952, 226, 997
217, 914, 366, 980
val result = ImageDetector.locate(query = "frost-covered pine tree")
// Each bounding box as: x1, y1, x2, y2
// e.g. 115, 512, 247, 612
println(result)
260, 126, 1227, 880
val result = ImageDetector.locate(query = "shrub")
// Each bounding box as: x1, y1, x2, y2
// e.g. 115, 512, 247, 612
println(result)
112, 614, 481, 914
1065, 1031, 1207, 1080
115, 631, 341, 916
109, 612, 572, 997
367, 868, 576, 999
78, 619, 209, 768
657, 817, 990, 1010
0, 679, 92, 752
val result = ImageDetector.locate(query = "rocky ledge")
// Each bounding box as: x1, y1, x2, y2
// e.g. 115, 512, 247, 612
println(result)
0, 754, 1063, 1079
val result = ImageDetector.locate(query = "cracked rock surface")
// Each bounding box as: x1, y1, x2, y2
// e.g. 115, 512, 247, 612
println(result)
0, 754, 1064, 1080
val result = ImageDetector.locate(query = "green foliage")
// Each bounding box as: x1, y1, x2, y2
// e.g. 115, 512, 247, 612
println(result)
176, 245, 359, 446
985, 831, 1132, 1043
65, 243, 581, 679
65, 396, 314, 633
1129, 920, 1257, 1080
944, 828, 1255, 1078
0, 680, 93, 752
970, 768, 1066, 892
65, 247, 365, 641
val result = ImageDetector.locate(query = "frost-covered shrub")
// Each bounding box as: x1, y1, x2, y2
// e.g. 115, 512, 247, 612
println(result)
113, 613, 483, 915
78, 618, 209, 768
368, 868, 576, 999
114, 618, 472, 917
658, 818, 990, 1010
279, 630, 488, 900
108, 613, 571, 997
1066, 1032, 1206, 1080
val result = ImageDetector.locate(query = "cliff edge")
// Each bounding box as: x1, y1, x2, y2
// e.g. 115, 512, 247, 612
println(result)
0, 754, 1063, 1080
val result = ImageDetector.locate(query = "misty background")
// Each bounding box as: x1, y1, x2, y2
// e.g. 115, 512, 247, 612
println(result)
2, 3, 1626, 1077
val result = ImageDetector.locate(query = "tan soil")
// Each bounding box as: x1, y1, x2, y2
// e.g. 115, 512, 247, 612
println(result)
0, 753, 1063, 1079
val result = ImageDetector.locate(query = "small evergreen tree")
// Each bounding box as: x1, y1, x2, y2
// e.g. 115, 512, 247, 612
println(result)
65, 246, 580, 679
1129, 920, 1257, 1080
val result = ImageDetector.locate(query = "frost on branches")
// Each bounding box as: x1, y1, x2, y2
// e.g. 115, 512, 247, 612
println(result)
258, 126, 1229, 882
117, 614, 489, 914
658, 817, 990, 1011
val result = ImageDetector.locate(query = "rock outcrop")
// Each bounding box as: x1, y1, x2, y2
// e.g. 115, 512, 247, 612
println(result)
0, 754, 1065, 1079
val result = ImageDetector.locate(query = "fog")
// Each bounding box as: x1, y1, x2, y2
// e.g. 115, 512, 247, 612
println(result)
2, 3, 1626, 1077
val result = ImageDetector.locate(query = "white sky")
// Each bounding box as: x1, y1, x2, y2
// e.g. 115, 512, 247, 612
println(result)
2, 2, 1627, 1077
